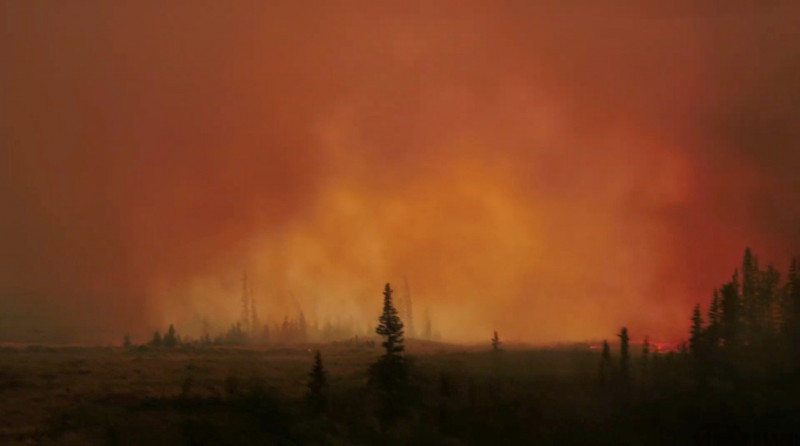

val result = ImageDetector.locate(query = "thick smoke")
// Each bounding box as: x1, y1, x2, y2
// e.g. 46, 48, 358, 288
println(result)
1, 1, 799, 343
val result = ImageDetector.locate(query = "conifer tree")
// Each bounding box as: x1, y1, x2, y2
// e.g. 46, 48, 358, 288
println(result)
371, 283, 408, 426
783, 257, 800, 369
759, 264, 781, 336
741, 248, 759, 339
151, 331, 163, 347
306, 350, 327, 416
706, 289, 722, 350
491, 331, 501, 352
602, 340, 611, 362
164, 324, 178, 348
640, 336, 651, 382
690, 304, 704, 358
376, 283, 405, 359
599, 340, 612, 383
618, 327, 630, 383
721, 272, 742, 348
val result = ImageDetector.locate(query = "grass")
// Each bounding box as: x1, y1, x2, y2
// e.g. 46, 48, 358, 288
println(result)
1, 340, 799, 444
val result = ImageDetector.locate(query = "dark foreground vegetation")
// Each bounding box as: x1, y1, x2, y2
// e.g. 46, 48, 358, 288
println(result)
2, 248, 800, 444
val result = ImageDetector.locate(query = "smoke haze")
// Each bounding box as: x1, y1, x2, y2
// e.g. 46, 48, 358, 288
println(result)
2, 1, 799, 343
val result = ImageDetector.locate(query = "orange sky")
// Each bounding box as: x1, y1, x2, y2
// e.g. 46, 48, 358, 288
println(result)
2, 1, 800, 343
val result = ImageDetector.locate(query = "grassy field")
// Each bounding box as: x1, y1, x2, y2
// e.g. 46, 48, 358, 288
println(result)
1, 340, 797, 444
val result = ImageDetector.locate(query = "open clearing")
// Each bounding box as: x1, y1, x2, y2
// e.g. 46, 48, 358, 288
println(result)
0, 340, 603, 444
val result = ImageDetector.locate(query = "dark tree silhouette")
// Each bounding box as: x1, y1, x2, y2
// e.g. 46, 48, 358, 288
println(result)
759, 264, 780, 337
618, 327, 630, 384
740, 248, 782, 345
720, 272, 742, 348
599, 340, 612, 383
689, 304, 709, 383
376, 283, 404, 358
741, 247, 759, 339
640, 336, 650, 383
491, 331, 501, 351
706, 289, 722, 350
784, 257, 800, 370
689, 304, 704, 358
123, 333, 131, 349
151, 331, 162, 347
306, 350, 327, 416
370, 282, 408, 426
164, 324, 178, 348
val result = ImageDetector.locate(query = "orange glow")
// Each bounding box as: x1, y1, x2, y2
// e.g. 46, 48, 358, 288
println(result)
2, 2, 800, 344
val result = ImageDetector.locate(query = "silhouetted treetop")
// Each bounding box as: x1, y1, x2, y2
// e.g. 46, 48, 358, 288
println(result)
618, 327, 630, 383
690, 304, 704, 359
376, 283, 404, 358
306, 350, 327, 416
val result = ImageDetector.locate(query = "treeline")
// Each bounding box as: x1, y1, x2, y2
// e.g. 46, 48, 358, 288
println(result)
686, 248, 800, 377
104, 252, 800, 442
592, 248, 800, 387
128, 317, 377, 349
213, 313, 378, 345
120, 272, 440, 347
126, 306, 441, 349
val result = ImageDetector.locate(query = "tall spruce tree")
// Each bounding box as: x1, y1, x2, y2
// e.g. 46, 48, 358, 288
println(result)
376, 283, 405, 359
759, 264, 781, 336
720, 271, 742, 348
741, 248, 759, 341
707, 289, 722, 350
306, 350, 327, 416
639, 336, 651, 385
164, 324, 178, 348
618, 327, 630, 384
371, 283, 408, 426
690, 304, 704, 358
